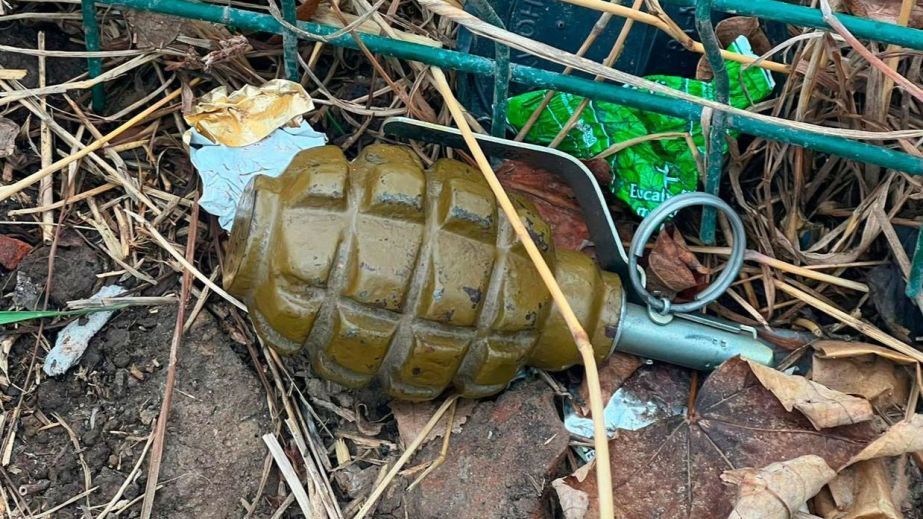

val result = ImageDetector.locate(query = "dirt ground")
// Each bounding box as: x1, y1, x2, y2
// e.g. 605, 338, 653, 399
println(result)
3, 244, 271, 517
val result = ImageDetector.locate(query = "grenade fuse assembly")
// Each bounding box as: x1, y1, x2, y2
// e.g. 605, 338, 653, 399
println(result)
224, 143, 774, 401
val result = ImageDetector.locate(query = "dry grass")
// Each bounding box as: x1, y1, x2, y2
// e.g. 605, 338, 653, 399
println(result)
0, 0, 920, 517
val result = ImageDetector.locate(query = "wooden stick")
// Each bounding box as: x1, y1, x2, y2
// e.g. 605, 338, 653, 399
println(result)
354, 395, 460, 519
429, 67, 615, 519
689, 246, 869, 292
126, 211, 247, 311
818, 0, 923, 104
772, 279, 923, 362
37, 32, 53, 244
875, 0, 916, 116
263, 434, 313, 517
0, 81, 189, 203
549, 0, 644, 148
139, 202, 200, 519
559, 0, 790, 73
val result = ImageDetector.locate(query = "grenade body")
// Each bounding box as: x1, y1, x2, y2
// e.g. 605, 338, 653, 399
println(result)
225, 144, 624, 400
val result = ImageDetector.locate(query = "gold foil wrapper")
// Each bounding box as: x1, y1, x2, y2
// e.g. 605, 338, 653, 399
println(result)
185, 79, 314, 147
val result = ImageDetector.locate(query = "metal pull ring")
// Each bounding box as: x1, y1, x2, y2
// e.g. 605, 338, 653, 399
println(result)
628, 192, 746, 315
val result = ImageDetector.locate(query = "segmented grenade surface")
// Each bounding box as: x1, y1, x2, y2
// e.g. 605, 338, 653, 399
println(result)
224, 144, 623, 400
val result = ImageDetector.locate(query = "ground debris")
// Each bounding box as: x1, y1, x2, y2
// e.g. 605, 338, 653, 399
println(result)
723, 455, 837, 519
0, 234, 31, 270
647, 226, 710, 296
401, 380, 569, 519
570, 358, 875, 518
746, 360, 874, 429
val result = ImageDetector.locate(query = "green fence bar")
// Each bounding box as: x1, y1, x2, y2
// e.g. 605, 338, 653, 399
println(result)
662, 0, 923, 49
92, 0, 923, 176
80, 0, 106, 111
280, 0, 299, 81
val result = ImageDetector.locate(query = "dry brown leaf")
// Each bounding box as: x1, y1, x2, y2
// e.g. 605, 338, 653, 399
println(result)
723, 455, 836, 519
813, 340, 917, 364
496, 160, 592, 251
811, 354, 910, 408
552, 478, 590, 519
0, 118, 17, 159
746, 360, 874, 429
390, 399, 475, 448
847, 414, 923, 466
571, 358, 874, 518
554, 459, 596, 519
647, 227, 710, 295
576, 352, 643, 417
697, 17, 772, 80
843, 0, 923, 28
839, 460, 901, 519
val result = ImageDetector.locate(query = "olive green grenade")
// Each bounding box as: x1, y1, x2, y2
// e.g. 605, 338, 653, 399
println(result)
225, 143, 628, 400
224, 144, 774, 400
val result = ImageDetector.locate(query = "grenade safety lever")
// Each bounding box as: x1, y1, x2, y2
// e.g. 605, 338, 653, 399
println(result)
223, 118, 775, 401
381, 117, 775, 371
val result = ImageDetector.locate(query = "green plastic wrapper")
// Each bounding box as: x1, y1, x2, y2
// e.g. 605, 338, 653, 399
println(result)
507, 36, 775, 217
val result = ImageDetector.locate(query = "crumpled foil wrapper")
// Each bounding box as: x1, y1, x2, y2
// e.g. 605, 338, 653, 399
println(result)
184, 79, 315, 147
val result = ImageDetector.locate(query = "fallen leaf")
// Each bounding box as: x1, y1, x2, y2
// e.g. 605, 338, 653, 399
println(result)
747, 360, 874, 429
496, 160, 592, 251
838, 460, 901, 519
843, 0, 923, 28
722, 455, 836, 519
647, 227, 709, 295
554, 458, 596, 519
296, 0, 323, 20
0, 118, 17, 158
124, 10, 188, 48
553, 478, 589, 519
571, 357, 875, 518
847, 414, 923, 466
811, 354, 910, 408
696, 17, 772, 80
390, 398, 475, 448
576, 352, 643, 417
0, 235, 32, 270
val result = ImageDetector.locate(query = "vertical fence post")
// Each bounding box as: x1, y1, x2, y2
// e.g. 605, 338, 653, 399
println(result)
695, 0, 729, 244
281, 0, 300, 80
81, 0, 106, 112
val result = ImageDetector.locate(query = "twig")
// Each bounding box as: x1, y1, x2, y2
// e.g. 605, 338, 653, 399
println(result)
429, 66, 615, 519
126, 211, 247, 311
407, 398, 458, 491
818, 0, 923, 104
0, 79, 196, 203
549, 0, 644, 148
31, 487, 99, 518
354, 394, 460, 519
139, 202, 200, 519
0, 53, 163, 105
263, 434, 313, 517
874, 0, 916, 117
559, 0, 790, 72
772, 279, 923, 363
515, 11, 614, 141
96, 432, 155, 519
38, 32, 53, 243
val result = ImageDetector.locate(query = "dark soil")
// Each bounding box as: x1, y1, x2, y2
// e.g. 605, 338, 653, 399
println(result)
5, 242, 271, 517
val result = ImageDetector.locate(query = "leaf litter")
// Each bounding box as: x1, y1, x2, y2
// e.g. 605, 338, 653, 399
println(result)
1, 0, 923, 516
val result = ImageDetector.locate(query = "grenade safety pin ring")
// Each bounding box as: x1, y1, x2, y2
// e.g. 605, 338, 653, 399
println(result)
628, 192, 746, 315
